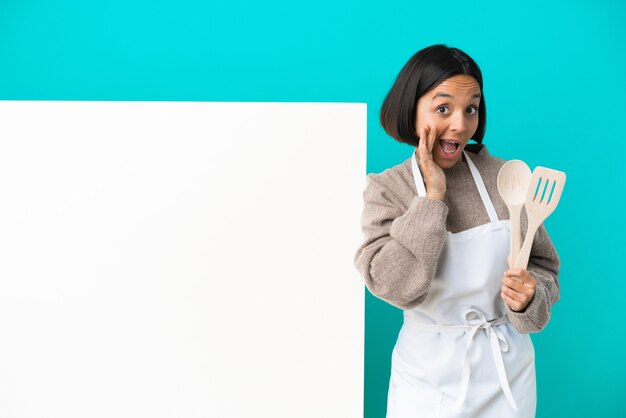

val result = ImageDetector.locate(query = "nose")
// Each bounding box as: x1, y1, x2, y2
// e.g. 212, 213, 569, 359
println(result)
449, 111, 467, 134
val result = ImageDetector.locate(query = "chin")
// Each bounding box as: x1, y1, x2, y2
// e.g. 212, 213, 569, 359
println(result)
436, 157, 460, 169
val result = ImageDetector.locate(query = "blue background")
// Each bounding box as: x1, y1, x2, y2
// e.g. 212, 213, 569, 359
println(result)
2, 1, 625, 416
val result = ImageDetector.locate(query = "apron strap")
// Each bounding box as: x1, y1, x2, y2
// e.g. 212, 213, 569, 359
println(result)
410, 150, 427, 197
464, 152, 500, 224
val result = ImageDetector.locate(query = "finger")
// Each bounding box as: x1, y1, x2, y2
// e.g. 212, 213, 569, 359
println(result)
501, 285, 521, 301
505, 268, 525, 277
503, 271, 531, 288
418, 126, 425, 149
520, 277, 536, 289
503, 272, 524, 286
504, 286, 531, 304
502, 276, 526, 293
503, 279, 536, 300
418, 139, 430, 172
502, 284, 533, 306
502, 285, 534, 310
501, 290, 517, 305
418, 127, 434, 165
418, 126, 426, 152
501, 292, 523, 312
506, 270, 537, 290
427, 125, 437, 153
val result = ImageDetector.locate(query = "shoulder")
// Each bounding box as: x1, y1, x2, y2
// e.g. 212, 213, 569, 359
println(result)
469, 144, 508, 175
363, 154, 416, 210
468, 144, 511, 210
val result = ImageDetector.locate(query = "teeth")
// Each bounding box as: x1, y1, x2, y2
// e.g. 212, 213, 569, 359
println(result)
440, 139, 459, 154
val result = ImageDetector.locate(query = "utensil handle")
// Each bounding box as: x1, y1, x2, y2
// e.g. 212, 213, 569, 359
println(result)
509, 205, 523, 268
514, 223, 539, 270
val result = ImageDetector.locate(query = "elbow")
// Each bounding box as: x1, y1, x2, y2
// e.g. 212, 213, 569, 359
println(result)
365, 280, 428, 310
354, 242, 434, 310
361, 263, 431, 310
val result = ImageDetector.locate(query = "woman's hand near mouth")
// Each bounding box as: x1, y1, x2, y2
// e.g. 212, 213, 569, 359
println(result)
418, 125, 447, 201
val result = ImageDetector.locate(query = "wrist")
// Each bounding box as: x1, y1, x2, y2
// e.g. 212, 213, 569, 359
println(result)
426, 191, 446, 201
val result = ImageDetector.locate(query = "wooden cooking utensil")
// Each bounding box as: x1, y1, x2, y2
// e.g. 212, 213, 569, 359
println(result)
514, 167, 566, 269
497, 160, 532, 269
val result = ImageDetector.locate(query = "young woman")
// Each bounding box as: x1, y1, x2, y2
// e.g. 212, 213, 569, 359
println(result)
354, 44, 560, 417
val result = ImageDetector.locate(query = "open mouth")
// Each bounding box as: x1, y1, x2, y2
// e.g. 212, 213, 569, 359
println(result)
438, 139, 460, 155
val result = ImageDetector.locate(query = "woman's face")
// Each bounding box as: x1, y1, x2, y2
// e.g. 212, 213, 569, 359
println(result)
415, 74, 482, 169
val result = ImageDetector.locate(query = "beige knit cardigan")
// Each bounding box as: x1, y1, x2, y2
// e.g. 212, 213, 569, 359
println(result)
353, 144, 560, 333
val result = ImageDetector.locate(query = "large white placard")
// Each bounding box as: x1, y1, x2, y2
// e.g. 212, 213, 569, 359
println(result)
0, 101, 366, 418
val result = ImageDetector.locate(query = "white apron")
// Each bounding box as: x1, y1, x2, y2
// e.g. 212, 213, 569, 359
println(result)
386, 150, 536, 418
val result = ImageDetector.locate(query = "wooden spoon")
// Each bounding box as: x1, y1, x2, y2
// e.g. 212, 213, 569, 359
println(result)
497, 160, 532, 268
514, 167, 566, 269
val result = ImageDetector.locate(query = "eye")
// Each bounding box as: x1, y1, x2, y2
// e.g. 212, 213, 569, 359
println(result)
436, 105, 449, 114
466, 105, 478, 115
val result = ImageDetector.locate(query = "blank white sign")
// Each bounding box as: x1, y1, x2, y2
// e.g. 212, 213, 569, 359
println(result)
0, 101, 365, 418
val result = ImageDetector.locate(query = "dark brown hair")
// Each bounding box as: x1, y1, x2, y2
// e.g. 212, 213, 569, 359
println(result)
380, 44, 487, 146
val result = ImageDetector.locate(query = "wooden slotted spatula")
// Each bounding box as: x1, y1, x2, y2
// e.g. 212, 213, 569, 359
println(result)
514, 167, 566, 269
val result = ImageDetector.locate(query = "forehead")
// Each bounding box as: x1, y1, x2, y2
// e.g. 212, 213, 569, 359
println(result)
428, 75, 481, 99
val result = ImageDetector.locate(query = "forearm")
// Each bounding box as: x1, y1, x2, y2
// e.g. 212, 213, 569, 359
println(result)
355, 195, 448, 310
506, 224, 561, 333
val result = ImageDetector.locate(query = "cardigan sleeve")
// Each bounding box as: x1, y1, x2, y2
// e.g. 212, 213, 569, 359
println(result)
505, 218, 561, 333
353, 174, 449, 310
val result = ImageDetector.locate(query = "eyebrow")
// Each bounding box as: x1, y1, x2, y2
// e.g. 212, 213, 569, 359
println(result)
433, 92, 482, 100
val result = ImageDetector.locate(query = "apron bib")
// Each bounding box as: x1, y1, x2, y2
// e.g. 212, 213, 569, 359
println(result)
386, 150, 536, 418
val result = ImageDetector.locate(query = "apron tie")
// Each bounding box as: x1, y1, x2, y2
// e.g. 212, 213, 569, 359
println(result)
455, 309, 518, 413
405, 309, 519, 412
